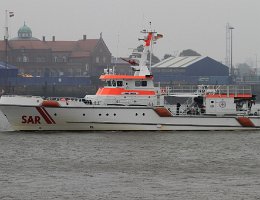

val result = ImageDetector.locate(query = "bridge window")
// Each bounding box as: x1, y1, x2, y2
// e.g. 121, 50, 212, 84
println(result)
112, 80, 116, 87
135, 81, 147, 87
141, 81, 147, 87
106, 81, 112, 86
135, 81, 141, 87
117, 81, 123, 87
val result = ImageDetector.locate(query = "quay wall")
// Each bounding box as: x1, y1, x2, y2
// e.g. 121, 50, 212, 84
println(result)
0, 85, 97, 97
0, 76, 97, 97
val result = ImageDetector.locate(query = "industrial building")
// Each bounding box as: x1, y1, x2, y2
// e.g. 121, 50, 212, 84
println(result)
152, 56, 230, 85
0, 62, 18, 85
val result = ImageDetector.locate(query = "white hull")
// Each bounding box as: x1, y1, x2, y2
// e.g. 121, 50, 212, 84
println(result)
1, 105, 260, 131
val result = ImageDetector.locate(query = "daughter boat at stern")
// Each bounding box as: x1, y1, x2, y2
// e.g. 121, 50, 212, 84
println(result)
0, 30, 259, 131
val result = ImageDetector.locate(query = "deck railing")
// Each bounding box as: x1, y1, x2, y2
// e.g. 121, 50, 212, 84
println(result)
160, 85, 252, 96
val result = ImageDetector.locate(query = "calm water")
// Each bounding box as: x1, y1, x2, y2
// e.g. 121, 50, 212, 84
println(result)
1, 113, 260, 199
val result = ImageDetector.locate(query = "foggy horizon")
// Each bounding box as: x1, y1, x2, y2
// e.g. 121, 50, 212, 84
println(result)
1, 0, 260, 66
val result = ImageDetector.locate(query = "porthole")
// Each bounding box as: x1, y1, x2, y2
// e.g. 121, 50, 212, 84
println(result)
135, 113, 138, 116
83, 113, 85, 116
99, 114, 102, 116
106, 113, 109, 116
114, 113, 116, 116
142, 113, 145, 116
54, 113, 57, 116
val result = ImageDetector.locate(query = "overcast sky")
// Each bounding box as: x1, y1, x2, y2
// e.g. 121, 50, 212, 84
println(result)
1, 0, 260, 65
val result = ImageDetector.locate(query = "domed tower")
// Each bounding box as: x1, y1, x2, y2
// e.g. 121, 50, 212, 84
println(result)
18, 22, 32, 38
10, 22, 40, 41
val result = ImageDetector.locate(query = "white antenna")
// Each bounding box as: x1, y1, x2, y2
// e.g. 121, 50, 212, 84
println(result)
149, 22, 152, 71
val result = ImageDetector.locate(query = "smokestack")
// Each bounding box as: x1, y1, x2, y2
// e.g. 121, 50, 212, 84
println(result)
83, 35, 87, 40
52, 36, 55, 42
42, 36, 45, 42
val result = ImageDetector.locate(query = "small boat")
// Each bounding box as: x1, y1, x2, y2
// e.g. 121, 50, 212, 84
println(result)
0, 30, 259, 131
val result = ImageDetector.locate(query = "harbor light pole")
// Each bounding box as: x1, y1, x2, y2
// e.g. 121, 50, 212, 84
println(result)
229, 26, 234, 77
256, 54, 258, 76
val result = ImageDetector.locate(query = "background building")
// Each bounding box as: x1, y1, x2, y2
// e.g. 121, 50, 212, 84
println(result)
0, 23, 111, 78
152, 56, 230, 85
0, 23, 112, 96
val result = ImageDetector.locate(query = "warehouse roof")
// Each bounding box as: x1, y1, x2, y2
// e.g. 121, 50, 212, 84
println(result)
0, 62, 17, 69
152, 56, 206, 68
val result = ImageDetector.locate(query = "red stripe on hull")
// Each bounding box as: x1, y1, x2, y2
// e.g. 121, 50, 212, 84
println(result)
237, 117, 255, 127
36, 107, 53, 124
42, 107, 56, 124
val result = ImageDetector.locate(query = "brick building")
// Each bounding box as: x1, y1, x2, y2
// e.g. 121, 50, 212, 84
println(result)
0, 23, 111, 78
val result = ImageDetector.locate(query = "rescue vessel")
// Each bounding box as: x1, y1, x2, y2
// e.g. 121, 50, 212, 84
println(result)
0, 30, 259, 131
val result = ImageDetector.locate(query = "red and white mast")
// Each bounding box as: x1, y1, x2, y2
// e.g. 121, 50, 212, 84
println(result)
132, 27, 163, 76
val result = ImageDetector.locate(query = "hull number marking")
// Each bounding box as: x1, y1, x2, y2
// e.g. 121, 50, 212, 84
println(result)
22, 115, 41, 124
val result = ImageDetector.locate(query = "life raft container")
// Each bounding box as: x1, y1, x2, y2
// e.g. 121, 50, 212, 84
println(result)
41, 100, 60, 107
